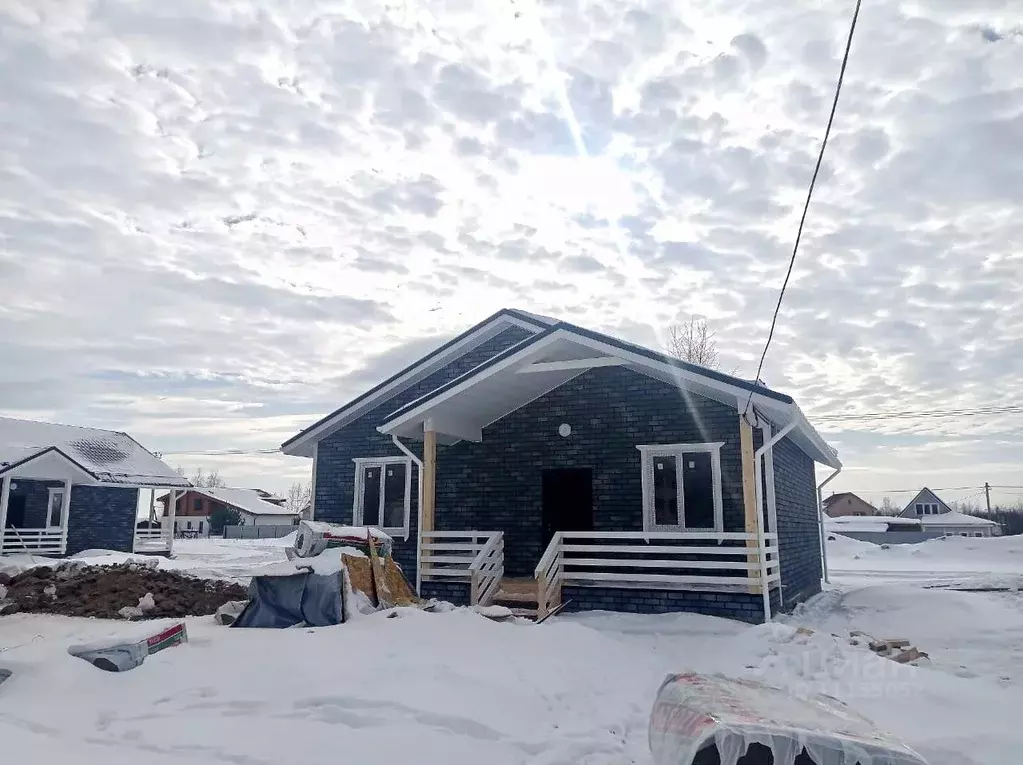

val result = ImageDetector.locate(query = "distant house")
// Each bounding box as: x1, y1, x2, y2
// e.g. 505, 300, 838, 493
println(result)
159, 487, 299, 537
823, 492, 877, 518
0, 416, 189, 557
897, 488, 999, 537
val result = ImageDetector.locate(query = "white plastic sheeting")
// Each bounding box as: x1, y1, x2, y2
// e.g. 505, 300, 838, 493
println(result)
649, 673, 927, 765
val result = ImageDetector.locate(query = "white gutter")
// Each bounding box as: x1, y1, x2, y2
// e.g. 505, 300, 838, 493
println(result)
391, 434, 424, 594
754, 418, 797, 622
816, 467, 842, 585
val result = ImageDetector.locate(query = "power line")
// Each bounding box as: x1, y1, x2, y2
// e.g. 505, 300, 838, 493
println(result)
815, 405, 1023, 423
745, 0, 862, 416
159, 448, 283, 457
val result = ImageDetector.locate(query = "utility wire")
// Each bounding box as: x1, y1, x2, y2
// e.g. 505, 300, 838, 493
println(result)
815, 405, 1023, 423
744, 0, 862, 418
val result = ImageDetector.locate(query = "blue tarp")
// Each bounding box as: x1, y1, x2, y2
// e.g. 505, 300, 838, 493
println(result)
232, 571, 344, 628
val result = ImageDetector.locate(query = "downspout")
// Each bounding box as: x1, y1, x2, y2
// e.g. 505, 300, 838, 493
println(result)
392, 434, 424, 594
754, 418, 797, 622
817, 467, 842, 585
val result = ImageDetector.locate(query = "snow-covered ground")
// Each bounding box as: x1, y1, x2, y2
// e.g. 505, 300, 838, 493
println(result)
2, 534, 1022, 765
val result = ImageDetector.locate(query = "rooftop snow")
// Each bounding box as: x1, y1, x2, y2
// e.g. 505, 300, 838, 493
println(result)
192, 487, 299, 516
0, 416, 188, 488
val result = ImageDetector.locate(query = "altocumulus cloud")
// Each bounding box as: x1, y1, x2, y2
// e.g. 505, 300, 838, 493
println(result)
0, 0, 1021, 500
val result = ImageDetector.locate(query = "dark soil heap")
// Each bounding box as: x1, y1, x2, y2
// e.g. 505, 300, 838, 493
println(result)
0, 561, 247, 619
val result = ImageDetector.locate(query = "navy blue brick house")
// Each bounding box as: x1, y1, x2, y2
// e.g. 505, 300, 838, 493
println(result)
283, 310, 840, 623
0, 418, 190, 557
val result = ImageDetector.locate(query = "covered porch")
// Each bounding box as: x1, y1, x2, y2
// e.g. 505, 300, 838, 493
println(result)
378, 327, 807, 621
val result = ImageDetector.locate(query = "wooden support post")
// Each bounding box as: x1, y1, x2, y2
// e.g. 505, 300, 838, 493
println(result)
0, 476, 10, 555
167, 489, 177, 554
59, 478, 72, 554
739, 414, 761, 594
422, 428, 437, 536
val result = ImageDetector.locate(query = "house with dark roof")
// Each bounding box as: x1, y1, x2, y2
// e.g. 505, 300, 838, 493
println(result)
282, 309, 840, 623
157, 487, 299, 537
0, 417, 189, 557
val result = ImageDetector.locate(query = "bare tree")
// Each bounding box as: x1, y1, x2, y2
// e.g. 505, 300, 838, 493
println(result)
190, 468, 226, 488
287, 481, 312, 516
878, 496, 899, 516
666, 316, 721, 370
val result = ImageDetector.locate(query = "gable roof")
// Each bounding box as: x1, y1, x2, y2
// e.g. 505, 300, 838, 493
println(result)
193, 487, 299, 516
0, 417, 189, 488
899, 487, 954, 517
822, 492, 876, 509
376, 318, 840, 468
281, 308, 553, 457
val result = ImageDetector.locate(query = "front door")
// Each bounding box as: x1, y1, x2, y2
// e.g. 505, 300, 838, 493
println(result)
5, 496, 26, 528
541, 468, 594, 553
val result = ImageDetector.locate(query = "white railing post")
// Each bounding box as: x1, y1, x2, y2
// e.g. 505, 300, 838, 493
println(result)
59, 478, 72, 555
0, 476, 10, 556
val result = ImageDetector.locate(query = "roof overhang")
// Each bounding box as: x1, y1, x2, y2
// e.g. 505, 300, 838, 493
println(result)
281, 309, 552, 457
378, 327, 841, 468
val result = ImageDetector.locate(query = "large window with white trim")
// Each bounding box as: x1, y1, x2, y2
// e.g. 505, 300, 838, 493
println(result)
353, 457, 412, 536
638, 443, 724, 531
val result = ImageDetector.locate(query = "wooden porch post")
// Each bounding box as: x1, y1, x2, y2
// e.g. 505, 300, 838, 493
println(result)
739, 413, 762, 595
0, 476, 10, 555
59, 478, 72, 554
167, 489, 177, 554
422, 427, 437, 535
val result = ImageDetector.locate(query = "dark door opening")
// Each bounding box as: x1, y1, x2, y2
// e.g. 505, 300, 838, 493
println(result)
5, 496, 26, 528
541, 468, 594, 553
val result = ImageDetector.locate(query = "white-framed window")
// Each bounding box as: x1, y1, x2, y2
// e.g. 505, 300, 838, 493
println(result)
46, 488, 65, 528
637, 443, 724, 532
915, 503, 939, 515
353, 456, 413, 537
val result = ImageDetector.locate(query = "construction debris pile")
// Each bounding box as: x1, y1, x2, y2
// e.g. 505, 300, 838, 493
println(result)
848, 631, 930, 666
0, 560, 246, 619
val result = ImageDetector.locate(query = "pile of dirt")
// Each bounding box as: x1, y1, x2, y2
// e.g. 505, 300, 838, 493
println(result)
0, 561, 247, 619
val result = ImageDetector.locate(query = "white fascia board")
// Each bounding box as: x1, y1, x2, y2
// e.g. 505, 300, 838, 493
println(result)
378, 330, 569, 435
516, 357, 624, 373
283, 314, 540, 456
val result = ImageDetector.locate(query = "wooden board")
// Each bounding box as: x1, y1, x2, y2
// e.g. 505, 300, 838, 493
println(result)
739, 414, 761, 594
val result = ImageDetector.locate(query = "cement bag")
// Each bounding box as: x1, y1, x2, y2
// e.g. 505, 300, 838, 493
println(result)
649, 673, 928, 765
68, 623, 188, 673
293, 521, 393, 559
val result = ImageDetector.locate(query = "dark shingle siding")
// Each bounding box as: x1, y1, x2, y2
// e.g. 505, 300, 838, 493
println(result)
773, 436, 823, 608
4, 479, 138, 555
561, 586, 770, 624
313, 327, 533, 574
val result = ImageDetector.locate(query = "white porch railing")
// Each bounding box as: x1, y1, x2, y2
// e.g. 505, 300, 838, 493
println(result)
133, 528, 173, 554
0, 528, 66, 556
421, 530, 504, 607
535, 531, 781, 619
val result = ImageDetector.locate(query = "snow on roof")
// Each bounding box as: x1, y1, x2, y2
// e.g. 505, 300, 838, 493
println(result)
824, 516, 922, 533
194, 487, 299, 516
918, 510, 997, 527
0, 416, 189, 487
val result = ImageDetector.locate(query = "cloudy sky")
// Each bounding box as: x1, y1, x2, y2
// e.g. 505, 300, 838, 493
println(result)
1, 0, 1021, 509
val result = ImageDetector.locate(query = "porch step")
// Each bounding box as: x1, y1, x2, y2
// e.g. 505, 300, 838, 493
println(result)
509, 607, 539, 619
492, 589, 537, 604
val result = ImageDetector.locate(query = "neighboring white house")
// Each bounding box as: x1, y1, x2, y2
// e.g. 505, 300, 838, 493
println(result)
199, 487, 299, 527
160, 487, 299, 536
898, 488, 999, 537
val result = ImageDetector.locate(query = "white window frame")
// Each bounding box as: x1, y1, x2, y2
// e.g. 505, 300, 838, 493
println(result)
916, 502, 939, 515
352, 456, 413, 539
46, 488, 65, 529
637, 443, 724, 532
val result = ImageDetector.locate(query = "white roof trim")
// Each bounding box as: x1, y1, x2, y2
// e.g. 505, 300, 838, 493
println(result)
281, 312, 546, 457
378, 327, 840, 468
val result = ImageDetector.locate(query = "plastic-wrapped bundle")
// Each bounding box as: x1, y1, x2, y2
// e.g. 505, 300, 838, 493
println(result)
648, 673, 928, 765
67, 623, 188, 673
292, 521, 393, 559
